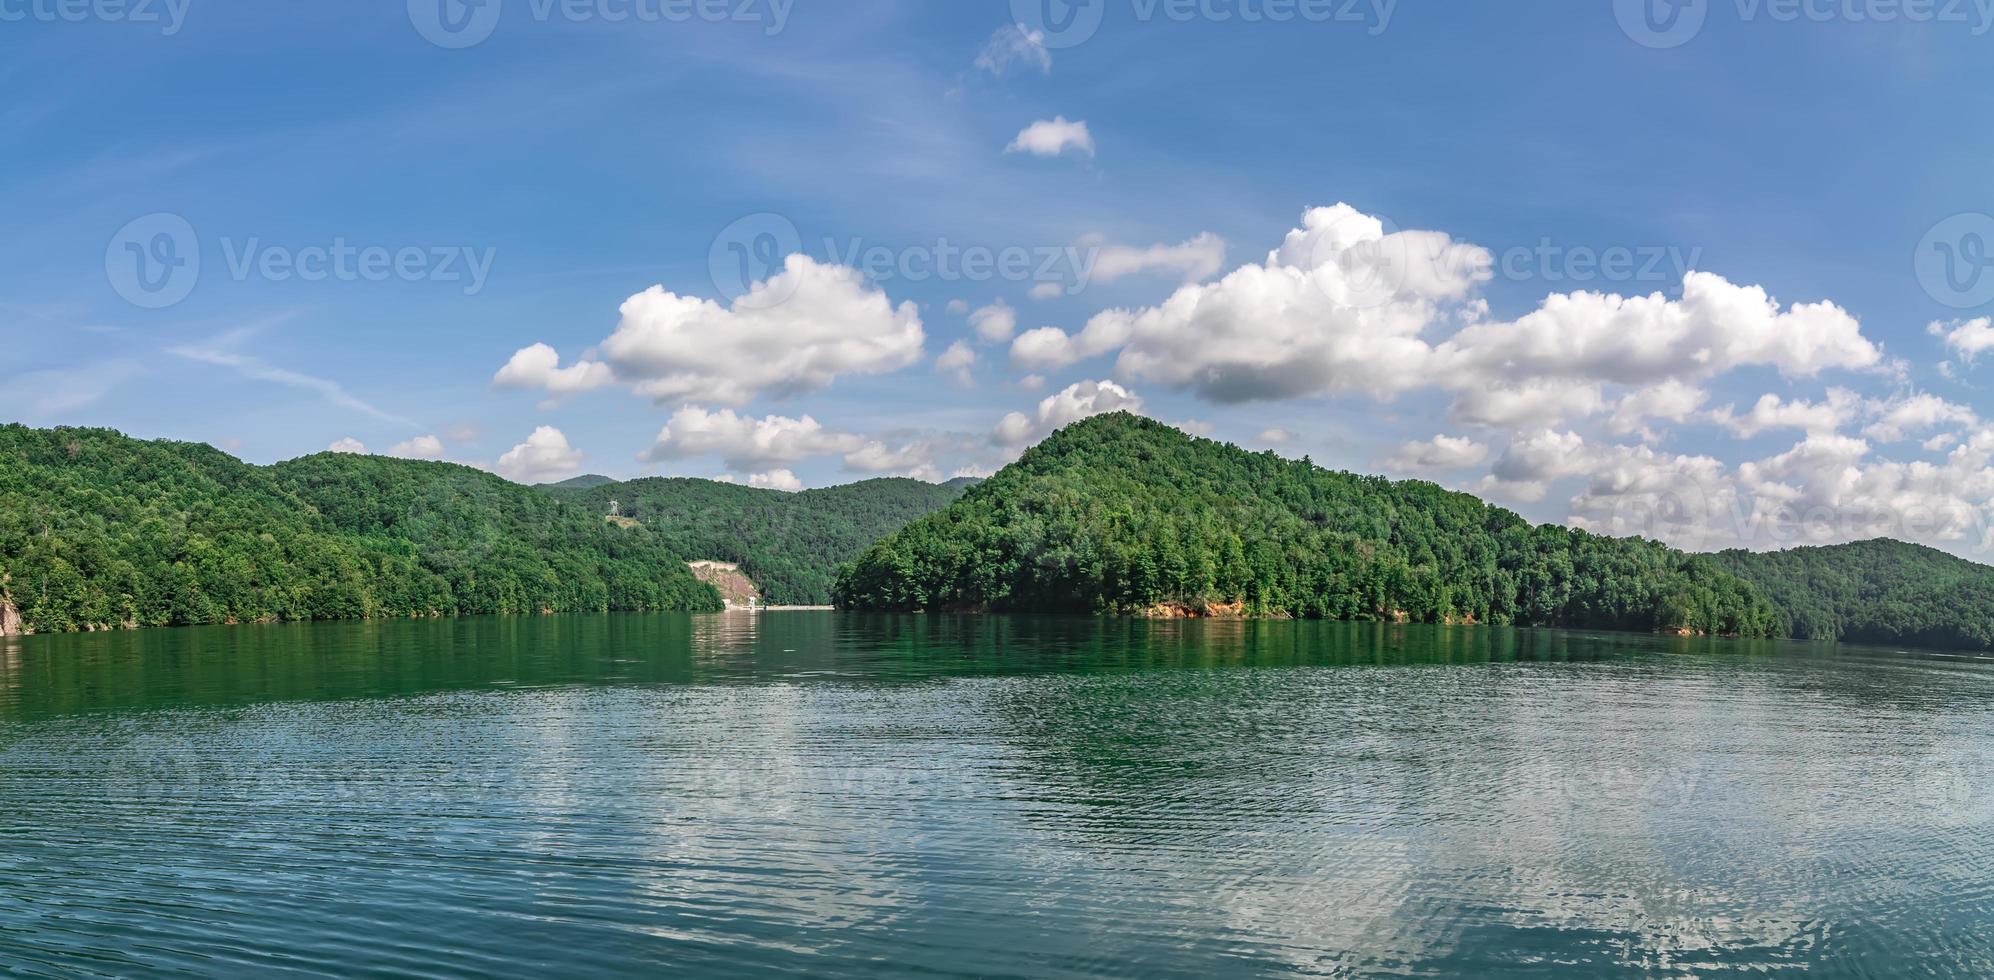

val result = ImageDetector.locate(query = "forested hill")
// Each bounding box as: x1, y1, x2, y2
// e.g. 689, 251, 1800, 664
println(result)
835, 413, 1784, 636
0, 426, 719, 635
1714, 540, 1994, 650
541, 476, 976, 605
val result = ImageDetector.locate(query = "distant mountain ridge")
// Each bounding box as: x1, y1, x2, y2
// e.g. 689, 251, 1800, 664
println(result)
540, 475, 974, 605
0, 426, 721, 635
1715, 539, 1994, 650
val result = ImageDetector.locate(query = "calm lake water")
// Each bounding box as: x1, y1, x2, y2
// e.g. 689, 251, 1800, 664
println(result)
1, 614, 1991, 978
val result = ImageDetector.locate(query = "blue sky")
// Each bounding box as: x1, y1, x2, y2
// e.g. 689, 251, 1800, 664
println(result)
6, 1, 1994, 554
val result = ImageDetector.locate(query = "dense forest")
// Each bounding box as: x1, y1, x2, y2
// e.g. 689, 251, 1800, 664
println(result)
1715, 540, 1994, 650
542, 476, 975, 604
0, 426, 720, 634
836, 414, 1785, 637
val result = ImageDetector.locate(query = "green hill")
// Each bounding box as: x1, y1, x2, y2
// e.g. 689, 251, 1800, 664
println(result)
0, 426, 719, 634
542, 475, 974, 605
835, 413, 1783, 637
1715, 540, 1994, 650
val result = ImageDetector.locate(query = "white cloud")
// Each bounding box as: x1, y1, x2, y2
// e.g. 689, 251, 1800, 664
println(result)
1258, 428, 1293, 444
492, 342, 616, 394
844, 440, 943, 481
327, 437, 367, 454
1028, 282, 1065, 300
1930, 317, 1994, 365
993, 379, 1141, 446
936, 340, 977, 386
1083, 231, 1227, 285
1450, 381, 1606, 429
1483, 429, 1592, 501
748, 469, 804, 492
1439, 271, 1880, 389
503, 255, 924, 407
1019, 204, 1488, 388
495, 426, 583, 484
1387, 434, 1489, 474
388, 434, 445, 459
969, 300, 1017, 343
1006, 116, 1094, 158
1005, 205, 1885, 444
945, 299, 970, 315
974, 24, 1051, 76
1609, 381, 1707, 437
640, 407, 863, 470
1862, 392, 1976, 443
1711, 389, 1860, 438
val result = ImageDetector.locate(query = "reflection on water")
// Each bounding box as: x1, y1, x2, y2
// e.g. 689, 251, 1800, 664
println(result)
0, 614, 1991, 977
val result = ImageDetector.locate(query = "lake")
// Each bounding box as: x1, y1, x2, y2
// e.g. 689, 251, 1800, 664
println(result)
1, 613, 1990, 977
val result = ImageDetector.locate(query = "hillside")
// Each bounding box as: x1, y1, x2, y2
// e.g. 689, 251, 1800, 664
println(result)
835, 413, 1783, 636
1715, 540, 1994, 650
543, 475, 974, 604
0, 426, 719, 634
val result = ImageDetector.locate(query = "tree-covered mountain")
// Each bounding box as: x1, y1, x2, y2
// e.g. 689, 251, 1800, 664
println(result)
1714, 540, 1994, 650
0, 426, 719, 634
835, 413, 1784, 637
541, 475, 976, 604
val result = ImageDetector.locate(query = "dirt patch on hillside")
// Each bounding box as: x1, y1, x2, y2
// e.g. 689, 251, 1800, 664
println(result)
687, 561, 761, 607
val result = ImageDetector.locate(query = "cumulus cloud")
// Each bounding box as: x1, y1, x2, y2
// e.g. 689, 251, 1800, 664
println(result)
993, 379, 1141, 446
974, 23, 1051, 75
748, 469, 804, 492
969, 300, 1017, 343
388, 434, 446, 459
1711, 389, 1861, 438
1931, 317, 1994, 366
1007, 204, 1886, 442
495, 426, 583, 484
640, 407, 863, 471
1466, 424, 1994, 557
1388, 434, 1489, 474
1862, 393, 1977, 443
1258, 428, 1293, 445
936, 340, 977, 386
1028, 282, 1064, 300
327, 437, 367, 454
1016, 204, 1488, 388
1608, 381, 1708, 437
1006, 116, 1093, 157
492, 343, 616, 394
499, 255, 923, 407
844, 439, 943, 481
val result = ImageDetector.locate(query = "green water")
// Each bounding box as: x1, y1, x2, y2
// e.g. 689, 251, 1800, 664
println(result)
1, 613, 1990, 977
